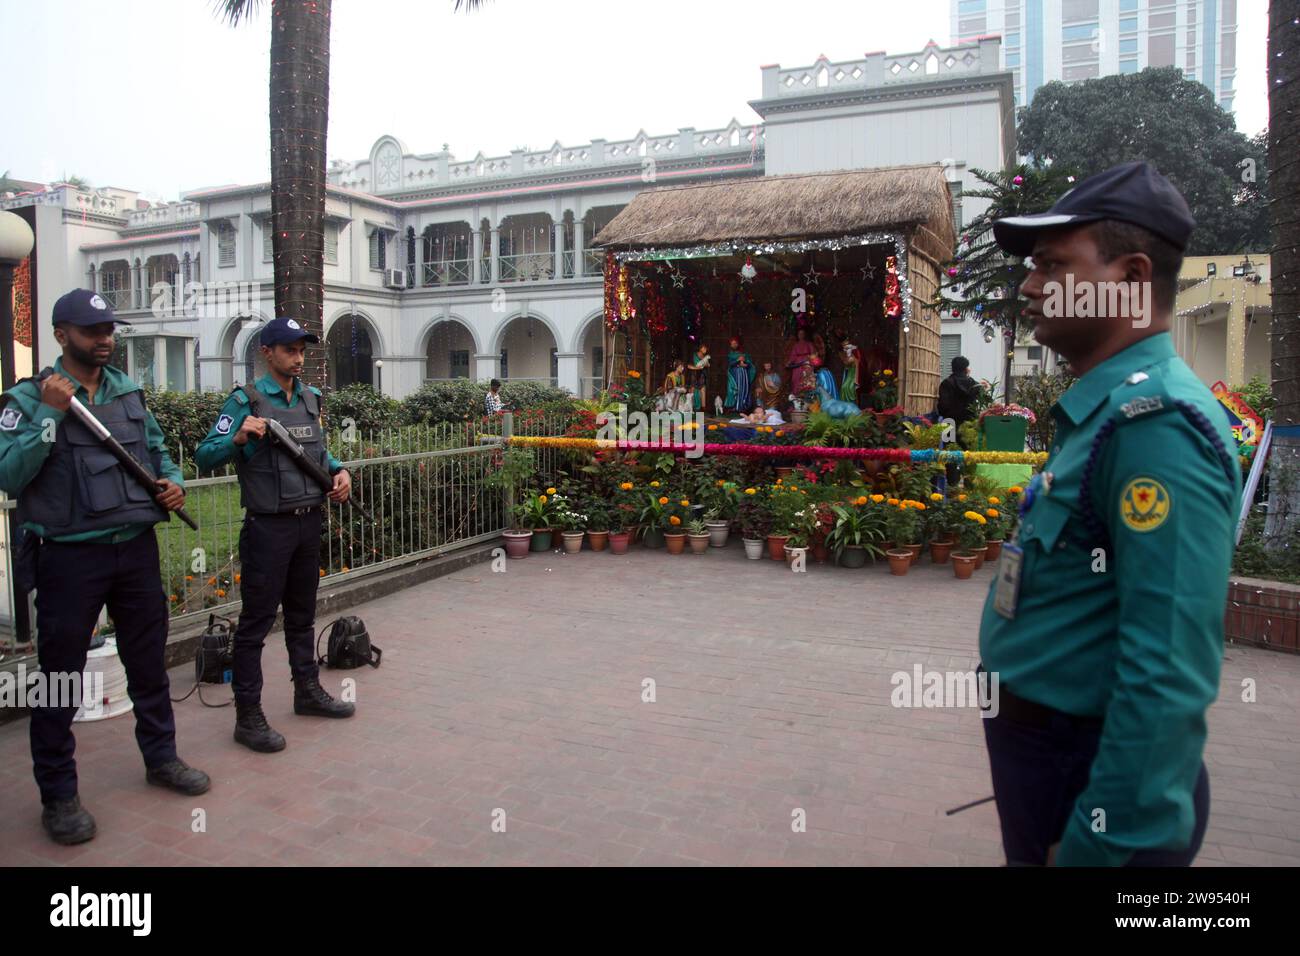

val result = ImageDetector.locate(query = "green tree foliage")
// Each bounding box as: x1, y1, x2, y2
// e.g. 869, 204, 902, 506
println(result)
1017, 67, 1269, 254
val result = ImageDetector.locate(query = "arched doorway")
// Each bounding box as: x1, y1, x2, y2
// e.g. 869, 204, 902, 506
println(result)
327, 314, 375, 388
578, 315, 604, 397
425, 319, 476, 381
495, 314, 557, 385
241, 335, 268, 386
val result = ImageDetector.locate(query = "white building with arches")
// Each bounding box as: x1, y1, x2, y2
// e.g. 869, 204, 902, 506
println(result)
5, 38, 1013, 397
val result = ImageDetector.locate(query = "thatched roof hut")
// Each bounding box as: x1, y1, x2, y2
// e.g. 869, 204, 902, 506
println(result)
594, 165, 956, 416
595, 164, 955, 265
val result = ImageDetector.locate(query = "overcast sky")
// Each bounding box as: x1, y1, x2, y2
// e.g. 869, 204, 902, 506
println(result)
0, 0, 1272, 201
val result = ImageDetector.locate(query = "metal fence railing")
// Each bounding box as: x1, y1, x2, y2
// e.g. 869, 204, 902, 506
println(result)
0, 411, 574, 666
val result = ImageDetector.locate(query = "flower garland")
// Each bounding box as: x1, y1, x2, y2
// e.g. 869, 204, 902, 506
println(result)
503, 435, 1047, 465
883, 255, 902, 325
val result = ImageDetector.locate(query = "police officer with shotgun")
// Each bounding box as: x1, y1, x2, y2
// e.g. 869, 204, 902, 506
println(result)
0, 289, 210, 846
196, 317, 355, 753
978, 163, 1240, 866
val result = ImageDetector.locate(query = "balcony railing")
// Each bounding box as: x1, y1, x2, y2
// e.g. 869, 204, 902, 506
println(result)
99, 288, 134, 310
499, 253, 556, 282
582, 249, 605, 277
422, 258, 472, 286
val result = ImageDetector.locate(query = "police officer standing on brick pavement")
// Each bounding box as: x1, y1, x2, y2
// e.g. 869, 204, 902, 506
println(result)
978, 162, 1241, 866
196, 317, 354, 753
0, 289, 210, 845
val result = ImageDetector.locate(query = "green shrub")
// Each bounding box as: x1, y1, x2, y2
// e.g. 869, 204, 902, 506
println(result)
1230, 374, 1275, 421
399, 380, 572, 425
143, 388, 229, 473
323, 383, 401, 434
1013, 371, 1076, 451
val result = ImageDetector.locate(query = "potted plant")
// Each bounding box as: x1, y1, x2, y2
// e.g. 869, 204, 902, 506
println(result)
887, 547, 913, 575
686, 518, 711, 555
607, 506, 633, 555
885, 500, 924, 564
766, 485, 802, 560
514, 491, 557, 552
952, 510, 990, 579
488, 447, 538, 559
552, 495, 587, 554
585, 502, 610, 552
784, 531, 809, 567
738, 488, 769, 560
826, 501, 886, 569
703, 480, 739, 547
636, 489, 670, 549
925, 492, 955, 563
663, 497, 690, 554
983, 498, 1010, 562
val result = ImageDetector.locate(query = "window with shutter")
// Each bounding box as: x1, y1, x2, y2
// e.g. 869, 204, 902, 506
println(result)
324, 221, 338, 264
948, 181, 963, 234
941, 335, 962, 375
217, 222, 235, 268
368, 228, 387, 271
263, 221, 273, 261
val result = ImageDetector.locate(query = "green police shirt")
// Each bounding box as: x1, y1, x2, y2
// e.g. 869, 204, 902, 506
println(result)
979, 332, 1240, 867
0, 359, 183, 544
195, 374, 344, 474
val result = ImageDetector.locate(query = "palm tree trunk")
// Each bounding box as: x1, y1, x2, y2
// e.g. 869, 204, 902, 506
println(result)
1265, 0, 1300, 540
270, 0, 332, 390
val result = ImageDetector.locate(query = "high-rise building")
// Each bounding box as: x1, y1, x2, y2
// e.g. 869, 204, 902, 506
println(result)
951, 0, 1238, 111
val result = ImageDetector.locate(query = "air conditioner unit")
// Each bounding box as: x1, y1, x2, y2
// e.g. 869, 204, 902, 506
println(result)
384, 269, 406, 289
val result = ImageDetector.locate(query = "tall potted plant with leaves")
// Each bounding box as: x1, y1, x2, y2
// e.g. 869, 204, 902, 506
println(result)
826, 499, 886, 569
738, 488, 769, 560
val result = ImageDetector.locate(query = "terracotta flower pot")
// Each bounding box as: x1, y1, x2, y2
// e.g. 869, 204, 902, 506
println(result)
561, 531, 584, 554
972, 545, 988, 570
529, 529, 553, 551
838, 546, 868, 569
503, 530, 532, 559
705, 520, 731, 548
952, 552, 979, 579
688, 533, 711, 554
812, 542, 828, 564
984, 540, 1004, 562
784, 546, 808, 568
743, 537, 765, 560
775, 466, 794, 481
608, 531, 631, 554
767, 534, 790, 560
930, 540, 954, 564
587, 530, 609, 552
664, 532, 687, 555
904, 542, 923, 564
887, 549, 913, 575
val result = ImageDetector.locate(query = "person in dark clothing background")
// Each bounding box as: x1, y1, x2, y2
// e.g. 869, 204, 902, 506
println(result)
938, 355, 980, 424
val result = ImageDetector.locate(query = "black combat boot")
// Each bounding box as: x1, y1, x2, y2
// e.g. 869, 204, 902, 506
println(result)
146, 758, 212, 795
293, 675, 356, 718
234, 701, 287, 752
42, 795, 97, 846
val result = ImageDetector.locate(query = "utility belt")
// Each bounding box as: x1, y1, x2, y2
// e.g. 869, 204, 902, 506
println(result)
980, 665, 1104, 732
249, 505, 320, 517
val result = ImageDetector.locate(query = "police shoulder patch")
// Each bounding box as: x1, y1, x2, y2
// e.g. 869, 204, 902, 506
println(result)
1119, 476, 1172, 533
215, 414, 234, 435
0, 407, 23, 431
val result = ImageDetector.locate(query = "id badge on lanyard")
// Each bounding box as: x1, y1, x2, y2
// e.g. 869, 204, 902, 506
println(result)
993, 543, 1023, 619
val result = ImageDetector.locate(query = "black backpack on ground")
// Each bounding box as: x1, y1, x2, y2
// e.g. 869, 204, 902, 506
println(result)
316, 616, 382, 669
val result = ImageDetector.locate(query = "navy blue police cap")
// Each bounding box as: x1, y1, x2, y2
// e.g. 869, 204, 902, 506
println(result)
992, 161, 1196, 257
259, 316, 320, 347
51, 288, 127, 327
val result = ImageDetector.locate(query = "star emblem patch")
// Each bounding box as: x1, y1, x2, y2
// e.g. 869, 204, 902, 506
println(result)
1120, 477, 1171, 533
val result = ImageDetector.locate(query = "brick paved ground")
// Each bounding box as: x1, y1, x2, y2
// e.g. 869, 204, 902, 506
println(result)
2, 541, 1299, 866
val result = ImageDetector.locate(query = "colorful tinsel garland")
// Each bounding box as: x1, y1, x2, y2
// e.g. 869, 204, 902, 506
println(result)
503, 435, 1047, 465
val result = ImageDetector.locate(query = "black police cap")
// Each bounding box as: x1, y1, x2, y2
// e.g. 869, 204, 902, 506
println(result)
992, 161, 1196, 257
51, 288, 127, 327
259, 316, 320, 347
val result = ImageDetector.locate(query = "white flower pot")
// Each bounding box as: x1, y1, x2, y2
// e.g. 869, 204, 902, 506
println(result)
705, 520, 731, 548
743, 537, 765, 560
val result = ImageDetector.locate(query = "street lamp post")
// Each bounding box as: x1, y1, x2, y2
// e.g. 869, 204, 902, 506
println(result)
0, 210, 36, 391
374, 358, 383, 394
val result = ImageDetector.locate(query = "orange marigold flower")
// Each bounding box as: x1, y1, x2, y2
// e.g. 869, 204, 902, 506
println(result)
650, 481, 660, 487
856, 496, 868, 505
887, 498, 900, 506
658, 496, 668, 505
216, 589, 227, 598
538, 495, 548, 504
958, 494, 968, 501
707, 424, 718, 431
628, 370, 641, 378
871, 494, 884, 503
930, 493, 943, 501
680, 499, 690, 506
989, 496, 1001, 504
669, 515, 681, 525
986, 508, 999, 518
1009, 485, 1024, 494
546, 487, 556, 495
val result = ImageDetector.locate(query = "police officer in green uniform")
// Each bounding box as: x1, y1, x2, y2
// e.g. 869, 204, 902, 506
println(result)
0, 289, 210, 845
979, 163, 1241, 866
195, 317, 355, 753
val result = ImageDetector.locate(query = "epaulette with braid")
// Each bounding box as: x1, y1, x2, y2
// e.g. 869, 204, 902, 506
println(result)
1078, 398, 1238, 551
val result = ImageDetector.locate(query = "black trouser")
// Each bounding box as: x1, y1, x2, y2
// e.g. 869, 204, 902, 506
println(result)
982, 701, 1210, 866
30, 530, 176, 804
232, 509, 323, 706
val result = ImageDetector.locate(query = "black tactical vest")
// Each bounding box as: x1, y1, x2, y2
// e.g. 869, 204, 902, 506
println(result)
234, 385, 331, 514
18, 386, 168, 537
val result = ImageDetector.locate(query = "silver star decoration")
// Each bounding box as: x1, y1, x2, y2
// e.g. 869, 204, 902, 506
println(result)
802, 269, 820, 286
861, 263, 876, 280
656, 264, 666, 274
671, 271, 685, 288
631, 273, 647, 289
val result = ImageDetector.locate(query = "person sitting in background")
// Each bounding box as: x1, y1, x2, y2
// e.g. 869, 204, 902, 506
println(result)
485, 379, 505, 415
937, 356, 979, 424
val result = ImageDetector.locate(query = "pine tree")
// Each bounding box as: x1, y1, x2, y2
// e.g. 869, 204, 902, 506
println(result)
934, 163, 1078, 402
